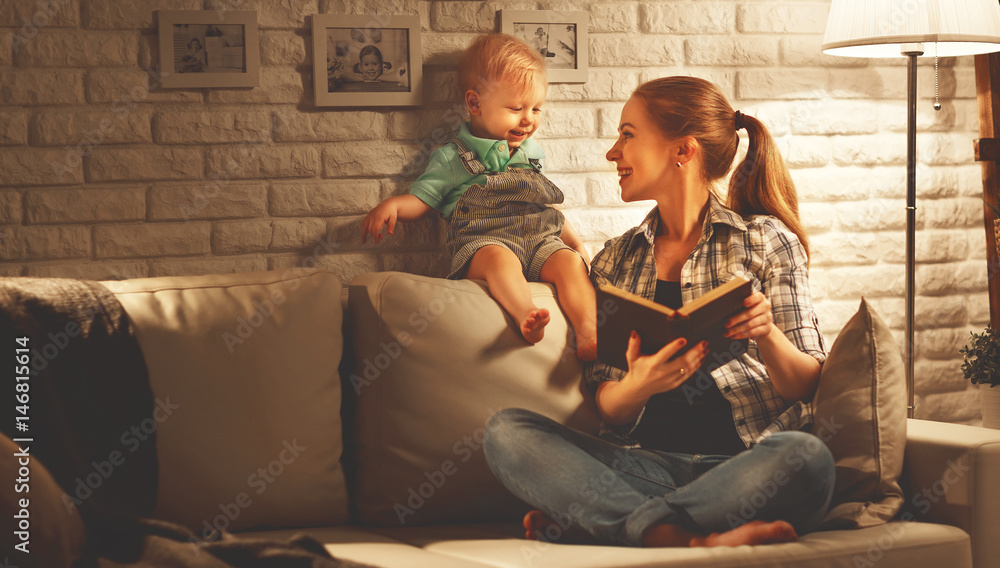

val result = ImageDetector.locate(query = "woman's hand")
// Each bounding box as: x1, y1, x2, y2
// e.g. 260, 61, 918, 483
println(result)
724, 291, 775, 341
722, 290, 821, 401
595, 333, 709, 425
624, 332, 709, 398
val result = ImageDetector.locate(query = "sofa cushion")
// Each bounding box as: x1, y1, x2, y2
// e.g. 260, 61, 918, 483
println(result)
347, 271, 601, 526
1, 432, 87, 568
812, 298, 907, 528
243, 521, 971, 568
103, 269, 349, 534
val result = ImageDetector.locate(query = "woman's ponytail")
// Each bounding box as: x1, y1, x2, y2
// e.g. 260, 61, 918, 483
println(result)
727, 114, 810, 261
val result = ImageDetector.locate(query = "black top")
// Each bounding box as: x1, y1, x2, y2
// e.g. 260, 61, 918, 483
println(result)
628, 280, 747, 456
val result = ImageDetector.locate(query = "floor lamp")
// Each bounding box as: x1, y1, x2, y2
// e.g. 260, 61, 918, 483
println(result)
822, 0, 1000, 418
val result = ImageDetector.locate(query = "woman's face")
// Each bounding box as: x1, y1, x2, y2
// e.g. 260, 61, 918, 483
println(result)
606, 96, 679, 203
360, 53, 382, 81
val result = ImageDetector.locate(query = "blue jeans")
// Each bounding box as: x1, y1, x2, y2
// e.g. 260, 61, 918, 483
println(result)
483, 408, 835, 547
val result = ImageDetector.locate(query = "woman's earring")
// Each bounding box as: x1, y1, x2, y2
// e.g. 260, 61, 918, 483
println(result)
675, 161, 682, 168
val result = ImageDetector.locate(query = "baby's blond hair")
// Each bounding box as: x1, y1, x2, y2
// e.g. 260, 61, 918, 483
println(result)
457, 33, 547, 96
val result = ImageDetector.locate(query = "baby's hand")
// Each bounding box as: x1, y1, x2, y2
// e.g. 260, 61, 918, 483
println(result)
361, 201, 398, 244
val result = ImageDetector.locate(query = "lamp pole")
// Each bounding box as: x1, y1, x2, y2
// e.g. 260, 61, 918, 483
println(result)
904, 45, 922, 419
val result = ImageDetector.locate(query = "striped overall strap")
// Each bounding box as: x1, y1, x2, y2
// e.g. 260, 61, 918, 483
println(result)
449, 137, 487, 176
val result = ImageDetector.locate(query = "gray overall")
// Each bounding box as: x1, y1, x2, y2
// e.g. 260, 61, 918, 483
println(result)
446, 137, 572, 281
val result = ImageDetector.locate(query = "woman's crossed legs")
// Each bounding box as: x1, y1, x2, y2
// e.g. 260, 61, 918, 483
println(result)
484, 408, 834, 547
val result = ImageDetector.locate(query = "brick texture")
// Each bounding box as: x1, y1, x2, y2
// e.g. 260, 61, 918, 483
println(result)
0, 0, 988, 425
25, 187, 145, 223
94, 222, 211, 258
15, 30, 138, 66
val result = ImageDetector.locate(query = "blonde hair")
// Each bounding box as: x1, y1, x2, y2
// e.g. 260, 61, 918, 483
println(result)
632, 76, 809, 260
457, 33, 547, 95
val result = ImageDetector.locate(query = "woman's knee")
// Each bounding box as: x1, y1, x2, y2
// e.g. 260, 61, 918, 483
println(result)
484, 408, 550, 461
763, 431, 833, 468
762, 431, 835, 496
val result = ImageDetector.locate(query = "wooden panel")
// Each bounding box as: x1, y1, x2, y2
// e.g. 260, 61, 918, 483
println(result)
974, 53, 1000, 328
975, 138, 1000, 162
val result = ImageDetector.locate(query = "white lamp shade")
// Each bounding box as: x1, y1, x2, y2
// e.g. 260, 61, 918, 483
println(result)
823, 0, 1000, 57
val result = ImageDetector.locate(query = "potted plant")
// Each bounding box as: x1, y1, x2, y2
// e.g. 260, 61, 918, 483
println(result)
960, 325, 1000, 429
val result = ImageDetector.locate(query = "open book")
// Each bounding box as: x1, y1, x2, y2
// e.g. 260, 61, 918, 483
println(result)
596, 276, 753, 372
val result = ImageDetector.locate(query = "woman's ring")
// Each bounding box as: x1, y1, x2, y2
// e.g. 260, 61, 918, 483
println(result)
680, 368, 686, 376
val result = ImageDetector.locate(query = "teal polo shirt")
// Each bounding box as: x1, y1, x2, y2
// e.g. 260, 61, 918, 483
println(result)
409, 122, 546, 218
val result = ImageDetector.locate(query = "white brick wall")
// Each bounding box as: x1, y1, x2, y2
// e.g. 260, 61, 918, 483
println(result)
0, 0, 992, 424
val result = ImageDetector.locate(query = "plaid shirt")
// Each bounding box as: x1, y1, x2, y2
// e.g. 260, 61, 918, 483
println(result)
585, 194, 827, 448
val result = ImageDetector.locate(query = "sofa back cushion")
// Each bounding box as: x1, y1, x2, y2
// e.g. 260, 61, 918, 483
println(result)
347, 271, 601, 526
103, 269, 349, 535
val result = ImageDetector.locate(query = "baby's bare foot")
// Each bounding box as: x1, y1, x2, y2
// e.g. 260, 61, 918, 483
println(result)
520, 308, 550, 344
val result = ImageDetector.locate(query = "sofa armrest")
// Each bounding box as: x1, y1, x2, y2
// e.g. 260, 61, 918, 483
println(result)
902, 418, 1000, 568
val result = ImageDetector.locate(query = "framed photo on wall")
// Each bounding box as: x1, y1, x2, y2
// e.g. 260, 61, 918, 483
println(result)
312, 14, 423, 107
500, 10, 588, 83
157, 10, 259, 88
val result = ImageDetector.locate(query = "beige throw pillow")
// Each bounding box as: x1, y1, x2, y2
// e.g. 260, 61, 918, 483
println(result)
813, 298, 907, 529
103, 270, 349, 534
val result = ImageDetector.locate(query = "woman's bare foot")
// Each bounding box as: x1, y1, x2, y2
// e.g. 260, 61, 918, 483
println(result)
643, 520, 798, 548
520, 308, 550, 344
693, 520, 798, 547
523, 510, 554, 540
522, 509, 592, 544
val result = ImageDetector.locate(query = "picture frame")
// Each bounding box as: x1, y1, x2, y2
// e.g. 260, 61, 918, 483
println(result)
157, 10, 259, 89
500, 10, 589, 83
312, 14, 423, 107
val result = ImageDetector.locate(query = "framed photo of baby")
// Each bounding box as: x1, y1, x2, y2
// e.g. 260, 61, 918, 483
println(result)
500, 10, 589, 83
157, 10, 259, 88
312, 14, 423, 107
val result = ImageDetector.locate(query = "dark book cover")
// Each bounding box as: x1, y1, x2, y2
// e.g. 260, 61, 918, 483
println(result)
596, 276, 753, 373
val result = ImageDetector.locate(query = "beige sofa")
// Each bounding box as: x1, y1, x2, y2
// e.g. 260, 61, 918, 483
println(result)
15, 268, 1000, 567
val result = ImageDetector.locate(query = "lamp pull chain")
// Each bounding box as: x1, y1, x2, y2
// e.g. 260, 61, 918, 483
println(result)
934, 42, 942, 111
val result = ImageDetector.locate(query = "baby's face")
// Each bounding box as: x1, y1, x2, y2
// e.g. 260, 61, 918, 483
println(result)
360, 53, 382, 81
468, 77, 546, 153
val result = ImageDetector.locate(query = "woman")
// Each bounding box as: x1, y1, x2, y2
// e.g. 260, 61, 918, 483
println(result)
483, 77, 834, 548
